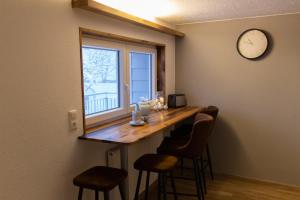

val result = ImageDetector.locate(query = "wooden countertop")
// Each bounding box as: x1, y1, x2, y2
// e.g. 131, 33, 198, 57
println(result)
79, 106, 200, 144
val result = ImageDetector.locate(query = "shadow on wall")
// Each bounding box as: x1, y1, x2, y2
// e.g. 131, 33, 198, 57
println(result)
210, 115, 253, 175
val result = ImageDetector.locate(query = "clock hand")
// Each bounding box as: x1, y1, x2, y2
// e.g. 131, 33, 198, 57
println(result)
247, 38, 253, 45
243, 39, 252, 45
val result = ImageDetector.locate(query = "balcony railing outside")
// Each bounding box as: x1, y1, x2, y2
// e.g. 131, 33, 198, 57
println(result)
84, 92, 118, 115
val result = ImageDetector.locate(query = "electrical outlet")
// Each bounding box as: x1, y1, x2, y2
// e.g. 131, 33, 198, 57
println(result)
68, 110, 78, 130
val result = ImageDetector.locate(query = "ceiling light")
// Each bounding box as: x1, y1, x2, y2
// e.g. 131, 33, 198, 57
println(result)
94, 0, 178, 22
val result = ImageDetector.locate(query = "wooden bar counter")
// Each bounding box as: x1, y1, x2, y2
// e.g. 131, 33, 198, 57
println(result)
79, 106, 200, 144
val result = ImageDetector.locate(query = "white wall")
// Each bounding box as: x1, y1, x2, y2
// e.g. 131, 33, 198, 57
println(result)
0, 0, 175, 199
175, 13, 300, 186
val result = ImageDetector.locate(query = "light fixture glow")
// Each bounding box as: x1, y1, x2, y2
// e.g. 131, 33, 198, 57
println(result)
94, 0, 178, 22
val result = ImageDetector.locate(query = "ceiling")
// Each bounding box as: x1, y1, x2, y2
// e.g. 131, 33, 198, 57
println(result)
157, 0, 300, 25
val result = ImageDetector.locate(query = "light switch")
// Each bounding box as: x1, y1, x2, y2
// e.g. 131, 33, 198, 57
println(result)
68, 110, 78, 130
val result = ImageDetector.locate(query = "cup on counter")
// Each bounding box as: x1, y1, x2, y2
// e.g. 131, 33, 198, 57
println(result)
132, 110, 142, 123
139, 103, 151, 116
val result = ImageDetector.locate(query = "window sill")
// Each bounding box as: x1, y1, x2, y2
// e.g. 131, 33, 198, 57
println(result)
85, 112, 132, 134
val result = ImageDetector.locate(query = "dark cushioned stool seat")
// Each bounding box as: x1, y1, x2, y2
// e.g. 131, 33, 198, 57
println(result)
157, 137, 187, 156
134, 153, 178, 172
73, 166, 127, 191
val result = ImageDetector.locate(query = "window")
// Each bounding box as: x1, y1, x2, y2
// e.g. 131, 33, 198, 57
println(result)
81, 35, 157, 127
82, 47, 120, 115
130, 52, 154, 104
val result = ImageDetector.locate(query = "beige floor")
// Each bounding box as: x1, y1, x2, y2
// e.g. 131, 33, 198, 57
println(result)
146, 169, 300, 200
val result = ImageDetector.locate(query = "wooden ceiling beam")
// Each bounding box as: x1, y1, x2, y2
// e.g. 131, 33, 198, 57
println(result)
72, 0, 185, 37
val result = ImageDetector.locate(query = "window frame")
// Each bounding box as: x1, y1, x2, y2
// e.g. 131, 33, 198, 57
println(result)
79, 28, 166, 132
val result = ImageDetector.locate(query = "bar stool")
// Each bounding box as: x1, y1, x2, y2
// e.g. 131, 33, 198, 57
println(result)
171, 106, 219, 181
157, 113, 214, 200
134, 154, 178, 200
73, 166, 127, 200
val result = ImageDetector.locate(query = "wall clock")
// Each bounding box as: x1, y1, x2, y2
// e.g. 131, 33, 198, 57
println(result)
237, 29, 269, 60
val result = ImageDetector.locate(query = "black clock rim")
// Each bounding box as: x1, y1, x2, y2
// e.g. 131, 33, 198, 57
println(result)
236, 28, 270, 60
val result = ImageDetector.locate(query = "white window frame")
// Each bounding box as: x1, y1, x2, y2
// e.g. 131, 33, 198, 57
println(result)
82, 37, 157, 127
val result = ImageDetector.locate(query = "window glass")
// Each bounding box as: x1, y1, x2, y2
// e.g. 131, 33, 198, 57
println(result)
82, 46, 119, 115
130, 52, 152, 104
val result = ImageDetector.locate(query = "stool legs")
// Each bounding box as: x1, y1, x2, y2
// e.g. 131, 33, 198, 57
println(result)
180, 157, 184, 175
118, 184, 125, 200
134, 170, 177, 200
170, 171, 178, 200
95, 190, 99, 200
103, 191, 110, 200
145, 171, 150, 200
134, 171, 143, 200
161, 173, 167, 200
78, 187, 83, 200
206, 144, 214, 180
157, 173, 161, 200
76, 188, 120, 200
193, 159, 204, 200
200, 157, 207, 194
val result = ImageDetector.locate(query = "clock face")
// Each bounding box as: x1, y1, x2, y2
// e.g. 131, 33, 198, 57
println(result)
237, 29, 269, 59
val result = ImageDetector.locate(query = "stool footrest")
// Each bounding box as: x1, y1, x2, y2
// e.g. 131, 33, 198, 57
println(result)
167, 191, 198, 197
168, 175, 196, 181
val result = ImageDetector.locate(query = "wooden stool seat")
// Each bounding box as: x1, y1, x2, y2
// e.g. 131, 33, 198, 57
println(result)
134, 154, 178, 172
73, 166, 127, 191
73, 166, 127, 200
